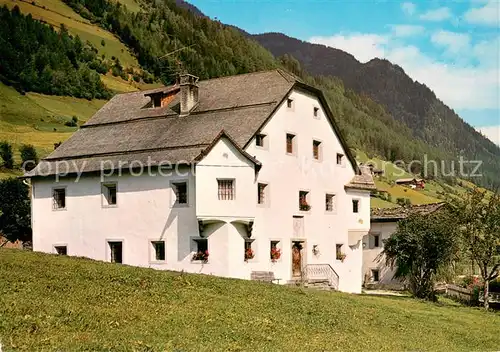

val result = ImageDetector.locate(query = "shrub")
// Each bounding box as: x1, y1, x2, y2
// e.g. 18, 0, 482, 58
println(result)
19, 144, 38, 171
0, 141, 14, 169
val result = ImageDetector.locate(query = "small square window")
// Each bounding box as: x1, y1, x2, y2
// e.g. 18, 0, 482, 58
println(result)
286, 133, 295, 154
336, 153, 344, 165
371, 269, 380, 282
256, 134, 266, 147
257, 183, 267, 205
336, 244, 344, 261
102, 183, 117, 206
287, 98, 293, 108
192, 238, 208, 261
151, 241, 165, 261
373, 234, 380, 248
313, 107, 319, 117
352, 199, 360, 213
313, 140, 321, 160
172, 181, 188, 205
52, 188, 66, 210
325, 194, 335, 212
54, 245, 67, 255
299, 190, 310, 211
108, 241, 123, 263
218, 179, 234, 200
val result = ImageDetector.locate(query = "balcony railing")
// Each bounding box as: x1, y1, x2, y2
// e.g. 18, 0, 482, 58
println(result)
303, 264, 340, 290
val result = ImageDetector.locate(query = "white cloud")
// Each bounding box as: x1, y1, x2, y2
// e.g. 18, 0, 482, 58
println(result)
309, 34, 389, 63
431, 30, 471, 54
308, 33, 500, 112
401, 2, 416, 16
477, 126, 500, 145
419, 7, 452, 21
464, 0, 500, 26
391, 25, 425, 37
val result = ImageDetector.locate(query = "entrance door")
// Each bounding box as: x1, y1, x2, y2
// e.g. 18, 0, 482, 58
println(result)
291, 241, 304, 278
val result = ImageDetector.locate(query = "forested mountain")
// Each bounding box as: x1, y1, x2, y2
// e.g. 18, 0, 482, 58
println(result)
2, 0, 498, 188
253, 33, 500, 187
0, 6, 110, 99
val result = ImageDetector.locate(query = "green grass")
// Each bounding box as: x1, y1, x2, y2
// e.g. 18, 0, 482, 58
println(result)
0, 82, 105, 173
115, 0, 142, 12
0, 249, 499, 351
0, 0, 138, 68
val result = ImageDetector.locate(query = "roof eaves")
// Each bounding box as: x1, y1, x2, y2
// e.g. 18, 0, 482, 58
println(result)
195, 129, 262, 171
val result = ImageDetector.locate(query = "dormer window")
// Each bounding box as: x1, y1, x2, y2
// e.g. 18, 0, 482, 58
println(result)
152, 95, 162, 108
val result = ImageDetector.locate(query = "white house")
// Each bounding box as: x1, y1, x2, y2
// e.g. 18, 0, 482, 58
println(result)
363, 203, 444, 289
26, 70, 375, 293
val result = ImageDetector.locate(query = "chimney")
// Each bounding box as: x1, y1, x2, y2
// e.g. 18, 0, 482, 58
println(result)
179, 73, 199, 116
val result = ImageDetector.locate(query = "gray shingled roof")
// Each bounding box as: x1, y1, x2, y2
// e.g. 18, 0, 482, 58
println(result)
371, 203, 445, 221
26, 69, 362, 180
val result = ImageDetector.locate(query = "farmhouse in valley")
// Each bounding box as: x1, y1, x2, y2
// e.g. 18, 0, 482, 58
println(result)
25, 69, 375, 293
395, 177, 425, 190
363, 203, 445, 289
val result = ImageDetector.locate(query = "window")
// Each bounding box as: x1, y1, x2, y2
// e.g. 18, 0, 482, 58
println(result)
313, 140, 321, 160
371, 269, 380, 282
352, 199, 360, 213
336, 153, 344, 165
151, 241, 165, 261
270, 240, 281, 261
313, 107, 319, 117
218, 179, 234, 200
257, 183, 267, 205
373, 234, 380, 248
172, 181, 188, 205
336, 244, 344, 260
286, 133, 295, 154
256, 134, 266, 148
54, 245, 67, 255
299, 190, 310, 211
244, 239, 255, 261
102, 183, 117, 206
325, 194, 335, 212
287, 98, 293, 108
52, 188, 66, 210
108, 241, 123, 263
192, 238, 208, 262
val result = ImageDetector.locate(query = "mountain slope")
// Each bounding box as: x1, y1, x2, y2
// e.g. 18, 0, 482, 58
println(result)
253, 32, 500, 188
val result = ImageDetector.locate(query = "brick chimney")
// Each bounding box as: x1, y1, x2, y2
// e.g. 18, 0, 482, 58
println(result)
179, 73, 199, 116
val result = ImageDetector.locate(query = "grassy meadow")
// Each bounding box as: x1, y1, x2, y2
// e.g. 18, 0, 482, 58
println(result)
0, 0, 138, 67
0, 249, 499, 351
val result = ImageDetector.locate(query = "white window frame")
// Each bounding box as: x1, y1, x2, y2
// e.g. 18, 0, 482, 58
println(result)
255, 133, 268, 150
149, 239, 166, 263
286, 132, 297, 156
244, 238, 256, 263
52, 186, 67, 211
286, 98, 294, 110
312, 139, 322, 161
106, 239, 124, 264
270, 239, 282, 263
53, 244, 68, 255
257, 182, 269, 206
313, 106, 320, 119
170, 179, 189, 207
217, 178, 235, 201
191, 237, 209, 263
352, 198, 361, 214
101, 182, 118, 208
325, 193, 336, 214
298, 189, 311, 213
336, 153, 344, 166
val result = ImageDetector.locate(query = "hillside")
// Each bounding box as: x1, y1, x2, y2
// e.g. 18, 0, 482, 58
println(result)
1, 249, 499, 351
252, 33, 500, 188
0, 0, 486, 206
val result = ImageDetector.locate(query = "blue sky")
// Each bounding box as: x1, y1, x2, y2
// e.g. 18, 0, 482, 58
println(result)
189, 0, 500, 145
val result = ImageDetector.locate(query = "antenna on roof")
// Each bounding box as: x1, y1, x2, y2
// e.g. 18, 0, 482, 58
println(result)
158, 35, 197, 78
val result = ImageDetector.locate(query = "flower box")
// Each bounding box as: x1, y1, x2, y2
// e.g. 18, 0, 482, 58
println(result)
270, 248, 281, 262
245, 248, 255, 261
192, 250, 209, 262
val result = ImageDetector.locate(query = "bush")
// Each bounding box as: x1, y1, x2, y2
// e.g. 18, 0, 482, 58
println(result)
64, 116, 78, 127
0, 141, 14, 169
19, 144, 38, 171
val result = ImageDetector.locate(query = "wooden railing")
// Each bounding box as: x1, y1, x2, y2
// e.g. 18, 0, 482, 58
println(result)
303, 264, 339, 290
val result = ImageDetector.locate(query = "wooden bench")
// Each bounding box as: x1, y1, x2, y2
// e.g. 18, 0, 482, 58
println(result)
251, 271, 280, 284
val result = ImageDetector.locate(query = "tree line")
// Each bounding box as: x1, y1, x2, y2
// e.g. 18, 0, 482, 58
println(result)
0, 5, 110, 99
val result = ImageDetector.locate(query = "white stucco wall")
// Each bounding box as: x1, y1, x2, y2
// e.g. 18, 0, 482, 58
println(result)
31, 88, 370, 293
362, 221, 404, 289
